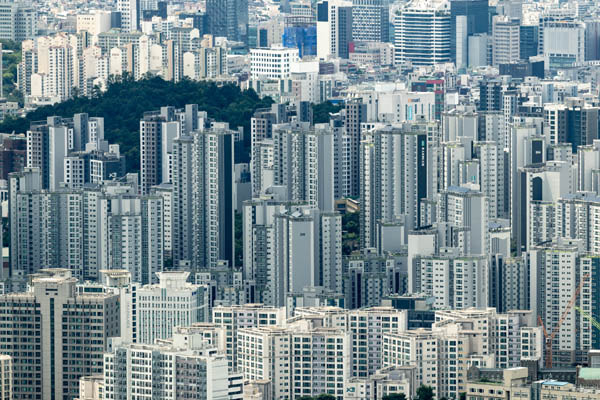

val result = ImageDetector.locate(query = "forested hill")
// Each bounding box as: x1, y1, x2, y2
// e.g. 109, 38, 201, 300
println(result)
0, 76, 274, 171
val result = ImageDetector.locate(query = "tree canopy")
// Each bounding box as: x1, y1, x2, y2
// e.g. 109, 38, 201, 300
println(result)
383, 393, 407, 400
416, 385, 434, 400
312, 101, 343, 124
0, 76, 274, 171
296, 395, 336, 400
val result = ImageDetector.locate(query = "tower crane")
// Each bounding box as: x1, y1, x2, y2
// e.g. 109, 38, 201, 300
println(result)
574, 306, 600, 332
537, 273, 590, 369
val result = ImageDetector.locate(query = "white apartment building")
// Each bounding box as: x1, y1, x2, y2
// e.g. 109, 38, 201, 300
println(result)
530, 240, 599, 366
237, 325, 352, 400
360, 123, 438, 248
0, 355, 11, 400
250, 46, 299, 80
117, 0, 140, 33
103, 341, 243, 400
437, 186, 489, 256
344, 366, 416, 400
382, 308, 538, 398
212, 304, 287, 370
382, 330, 441, 396
0, 269, 120, 400
137, 271, 209, 344
291, 306, 415, 378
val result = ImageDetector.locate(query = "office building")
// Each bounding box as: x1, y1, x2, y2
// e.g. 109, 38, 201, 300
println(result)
351, 0, 389, 43
394, 0, 451, 66
250, 46, 299, 80
316, 0, 353, 59
520, 24, 538, 60
541, 19, 585, 69
544, 99, 599, 152
492, 16, 520, 66
206, 0, 248, 43
0, 1, 36, 41
283, 16, 317, 57
449, 0, 489, 64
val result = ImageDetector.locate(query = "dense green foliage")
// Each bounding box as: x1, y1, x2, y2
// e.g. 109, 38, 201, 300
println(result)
416, 385, 434, 400
383, 394, 407, 400
312, 101, 343, 124
1, 40, 22, 104
342, 211, 360, 255
235, 212, 243, 267
0, 76, 273, 171
296, 395, 336, 400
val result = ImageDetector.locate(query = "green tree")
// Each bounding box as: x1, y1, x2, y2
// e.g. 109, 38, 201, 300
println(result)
415, 385, 434, 400
234, 212, 243, 267
382, 393, 407, 400
342, 211, 360, 255
0, 77, 273, 171
459, 393, 466, 400
315, 395, 336, 400
312, 101, 343, 123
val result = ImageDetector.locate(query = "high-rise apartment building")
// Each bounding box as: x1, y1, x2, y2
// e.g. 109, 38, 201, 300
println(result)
212, 304, 286, 369
137, 271, 209, 344
238, 325, 352, 400
139, 107, 181, 195
360, 123, 438, 248
104, 340, 243, 400
0, 269, 120, 400
530, 240, 599, 366
9, 170, 164, 285
0, 355, 11, 400
192, 125, 235, 268
273, 121, 350, 211
117, 0, 140, 32
164, 113, 235, 270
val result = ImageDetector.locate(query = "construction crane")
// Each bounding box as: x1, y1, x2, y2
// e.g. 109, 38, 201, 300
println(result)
574, 306, 600, 332
537, 273, 590, 369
